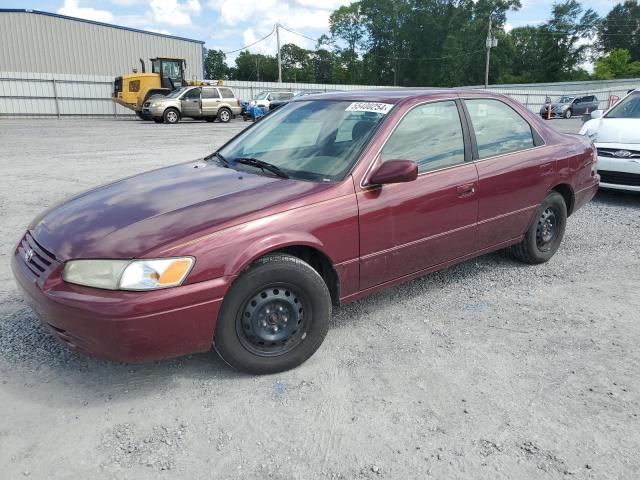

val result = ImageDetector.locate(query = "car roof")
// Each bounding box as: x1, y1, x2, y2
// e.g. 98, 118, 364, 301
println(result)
295, 88, 498, 104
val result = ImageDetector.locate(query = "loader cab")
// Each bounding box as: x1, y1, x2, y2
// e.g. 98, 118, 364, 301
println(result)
151, 58, 186, 90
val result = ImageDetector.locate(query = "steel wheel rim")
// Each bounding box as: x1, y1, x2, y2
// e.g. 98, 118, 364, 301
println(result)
536, 207, 557, 251
236, 284, 308, 357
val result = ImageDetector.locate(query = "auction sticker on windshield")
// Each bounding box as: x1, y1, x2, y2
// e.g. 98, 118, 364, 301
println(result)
345, 102, 394, 114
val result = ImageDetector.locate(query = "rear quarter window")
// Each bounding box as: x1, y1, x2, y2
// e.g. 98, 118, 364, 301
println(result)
218, 88, 235, 98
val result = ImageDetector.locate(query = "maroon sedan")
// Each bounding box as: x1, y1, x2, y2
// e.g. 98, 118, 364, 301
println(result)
12, 90, 599, 374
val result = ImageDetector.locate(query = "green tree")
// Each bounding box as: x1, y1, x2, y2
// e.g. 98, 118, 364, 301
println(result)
329, 3, 365, 82
204, 49, 228, 80
594, 48, 640, 78
598, 1, 640, 62
232, 51, 278, 81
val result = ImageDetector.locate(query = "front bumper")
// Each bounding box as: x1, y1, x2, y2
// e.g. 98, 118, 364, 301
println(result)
142, 105, 166, 117
596, 155, 640, 192
11, 238, 231, 363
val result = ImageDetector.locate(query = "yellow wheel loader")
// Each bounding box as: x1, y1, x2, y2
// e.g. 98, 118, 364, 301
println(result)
112, 58, 208, 119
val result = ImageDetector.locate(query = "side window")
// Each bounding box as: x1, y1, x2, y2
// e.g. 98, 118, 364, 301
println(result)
465, 99, 535, 158
201, 88, 219, 99
218, 88, 235, 98
381, 100, 465, 173
183, 88, 201, 100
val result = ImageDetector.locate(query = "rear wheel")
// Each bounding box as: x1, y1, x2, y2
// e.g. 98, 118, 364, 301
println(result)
214, 254, 331, 374
564, 109, 572, 119
163, 108, 180, 124
509, 191, 567, 264
205, 117, 216, 122
218, 108, 232, 123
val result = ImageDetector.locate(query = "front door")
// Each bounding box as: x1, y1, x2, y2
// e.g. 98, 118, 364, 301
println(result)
357, 99, 479, 290
181, 87, 201, 117
462, 97, 553, 249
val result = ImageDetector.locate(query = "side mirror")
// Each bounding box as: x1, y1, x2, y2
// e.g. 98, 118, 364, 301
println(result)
369, 160, 418, 186
590, 110, 603, 119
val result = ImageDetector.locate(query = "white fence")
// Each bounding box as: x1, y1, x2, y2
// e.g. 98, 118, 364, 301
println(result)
1, 71, 638, 117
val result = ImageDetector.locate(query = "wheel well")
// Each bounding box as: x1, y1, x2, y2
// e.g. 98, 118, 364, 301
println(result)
273, 246, 340, 306
552, 184, 574, 216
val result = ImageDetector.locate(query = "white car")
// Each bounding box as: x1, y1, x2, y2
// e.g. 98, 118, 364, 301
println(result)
250, 91, 295, 109
580, 90, 640, 192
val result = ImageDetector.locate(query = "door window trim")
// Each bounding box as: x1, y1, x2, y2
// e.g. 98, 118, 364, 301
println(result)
360, 98, 472, 188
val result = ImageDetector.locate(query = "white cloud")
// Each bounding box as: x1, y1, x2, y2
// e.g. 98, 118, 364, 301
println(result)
57, 0, 115, 22
504, 22, 514, 33
149, 0, 201, 26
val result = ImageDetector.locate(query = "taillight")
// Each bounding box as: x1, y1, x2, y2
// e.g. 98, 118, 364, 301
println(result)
236, 99, 240, 106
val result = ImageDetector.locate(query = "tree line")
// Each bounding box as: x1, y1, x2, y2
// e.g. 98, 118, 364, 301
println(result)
204, 0, 640, 86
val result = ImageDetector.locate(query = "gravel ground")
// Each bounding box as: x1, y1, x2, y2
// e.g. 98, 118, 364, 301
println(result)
1, 116, 639, 479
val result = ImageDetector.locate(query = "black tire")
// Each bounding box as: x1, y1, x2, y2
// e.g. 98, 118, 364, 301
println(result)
153, 118, 163, 123
217, 107, 232, 123
564, 109, 572, 119
205, 117, 216, 122
509, 191, 567, 264
163, 108, 180, 124
214, 254, 331, 374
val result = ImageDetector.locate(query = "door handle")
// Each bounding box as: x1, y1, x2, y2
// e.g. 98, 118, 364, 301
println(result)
539, 162, 554, 176
456, 183, 476, 197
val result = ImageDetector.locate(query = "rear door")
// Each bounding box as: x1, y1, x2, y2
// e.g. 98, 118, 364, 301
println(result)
462, 96, 552, 250
181, 87, 201, 117
357, 99, 479, 289
201, 87, 220, 117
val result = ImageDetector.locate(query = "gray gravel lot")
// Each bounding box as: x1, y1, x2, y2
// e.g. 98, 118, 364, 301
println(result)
1, 116, 639, 479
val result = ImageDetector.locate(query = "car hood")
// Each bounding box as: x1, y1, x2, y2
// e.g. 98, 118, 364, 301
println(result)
581, 118, 640, 144
30, 161, 331, 261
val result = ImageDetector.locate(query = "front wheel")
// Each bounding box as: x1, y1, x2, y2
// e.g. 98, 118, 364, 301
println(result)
509, 191, 567, 264
214, 254, 331, 374
163, 108, 180, 124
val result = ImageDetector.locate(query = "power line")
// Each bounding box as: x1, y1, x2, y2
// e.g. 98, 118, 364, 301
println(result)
222, 26, 275, 55
278, 24, 321, 44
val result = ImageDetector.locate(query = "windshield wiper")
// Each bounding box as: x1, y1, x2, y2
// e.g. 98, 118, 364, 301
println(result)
205, 151, 230, 167
233, 157, 289, 179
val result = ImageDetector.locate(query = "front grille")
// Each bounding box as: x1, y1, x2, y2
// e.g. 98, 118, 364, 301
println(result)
597, 148, 640, 159
17, 233, 57, 279
598, 170, 640, 187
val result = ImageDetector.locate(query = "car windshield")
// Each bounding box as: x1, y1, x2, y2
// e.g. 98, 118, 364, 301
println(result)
605, 93, 640, 118
255, 92, 269, 100
165, 87, 188, 99
217, 100, 390, 182
555, 96, 574, 104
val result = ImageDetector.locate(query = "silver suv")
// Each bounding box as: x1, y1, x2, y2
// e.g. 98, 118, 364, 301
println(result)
143, 85, 241, 124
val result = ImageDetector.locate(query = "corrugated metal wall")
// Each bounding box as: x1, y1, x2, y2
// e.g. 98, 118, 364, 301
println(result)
0, 10, 203, 80
1, 72, 638, 117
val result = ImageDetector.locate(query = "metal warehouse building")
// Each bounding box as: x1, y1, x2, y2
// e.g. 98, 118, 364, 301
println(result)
0, 9, 204, 79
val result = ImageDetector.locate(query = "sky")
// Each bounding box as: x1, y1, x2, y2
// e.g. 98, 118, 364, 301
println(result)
0, 0, 623, 67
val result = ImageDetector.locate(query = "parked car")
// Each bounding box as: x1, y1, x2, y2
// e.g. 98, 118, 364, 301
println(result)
540, 95, 599, 119
143, 85, 241, 124
249, 91, 295, 110
12, 90, 598, 374
580, 89, 640, 191
269, 90, 326, 111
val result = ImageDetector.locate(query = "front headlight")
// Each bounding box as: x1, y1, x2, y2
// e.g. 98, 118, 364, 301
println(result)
62, 258, 194, 291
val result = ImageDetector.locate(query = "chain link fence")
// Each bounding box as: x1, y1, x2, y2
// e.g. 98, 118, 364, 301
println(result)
1, 71, 638, 118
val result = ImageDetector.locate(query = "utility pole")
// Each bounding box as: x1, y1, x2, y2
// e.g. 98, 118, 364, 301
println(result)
484, 15, 498, 89
276, 23, 282, 83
